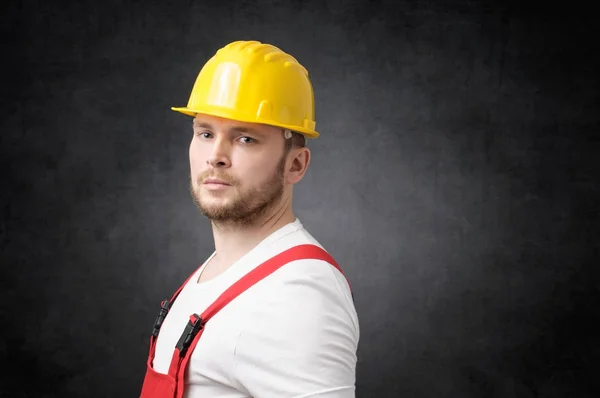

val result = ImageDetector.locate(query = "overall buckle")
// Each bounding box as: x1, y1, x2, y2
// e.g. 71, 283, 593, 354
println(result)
176, 314, 204, 357
152, 299, 170, 338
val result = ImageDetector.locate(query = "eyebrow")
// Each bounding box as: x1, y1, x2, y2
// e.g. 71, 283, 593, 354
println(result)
193, 122, 213, 129
192, 121, 264, 136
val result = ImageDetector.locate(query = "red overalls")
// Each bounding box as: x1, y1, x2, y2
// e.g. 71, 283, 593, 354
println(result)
138, 244, 353, 398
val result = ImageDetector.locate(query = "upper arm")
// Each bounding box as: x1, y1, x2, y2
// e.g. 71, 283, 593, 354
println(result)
232, 259, 358, 398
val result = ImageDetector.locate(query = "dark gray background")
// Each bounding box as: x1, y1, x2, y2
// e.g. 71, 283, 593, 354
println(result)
1, 0, 598, 397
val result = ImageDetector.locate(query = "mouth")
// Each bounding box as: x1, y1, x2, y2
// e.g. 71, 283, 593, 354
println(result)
202, 178, 231, 188
202, 178, 232, 186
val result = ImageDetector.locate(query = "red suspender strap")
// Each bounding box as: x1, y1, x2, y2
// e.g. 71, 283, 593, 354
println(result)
170, 244, 351, 397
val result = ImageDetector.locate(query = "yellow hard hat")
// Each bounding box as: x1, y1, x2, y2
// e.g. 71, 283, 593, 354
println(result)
171, 40, 319, 139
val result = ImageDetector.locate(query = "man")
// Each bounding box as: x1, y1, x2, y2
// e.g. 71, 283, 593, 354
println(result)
139, 40, 359, 398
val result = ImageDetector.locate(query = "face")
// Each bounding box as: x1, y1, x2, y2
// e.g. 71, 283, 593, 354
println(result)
189, 114, 289, 226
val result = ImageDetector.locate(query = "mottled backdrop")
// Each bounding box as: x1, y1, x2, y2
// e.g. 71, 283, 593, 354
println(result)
1, 0, 598, 397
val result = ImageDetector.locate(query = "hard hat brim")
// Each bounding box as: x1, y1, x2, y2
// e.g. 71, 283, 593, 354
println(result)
171, 106, 320, 139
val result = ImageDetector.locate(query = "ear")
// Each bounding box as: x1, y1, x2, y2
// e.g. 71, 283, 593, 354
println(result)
285, 147, 311, 185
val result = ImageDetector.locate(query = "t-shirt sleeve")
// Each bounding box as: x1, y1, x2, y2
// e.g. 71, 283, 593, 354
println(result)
231, 259, 359, 398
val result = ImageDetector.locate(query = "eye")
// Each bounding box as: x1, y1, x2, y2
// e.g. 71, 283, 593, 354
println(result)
239, 136, 256, 144
195, 130, 213, 139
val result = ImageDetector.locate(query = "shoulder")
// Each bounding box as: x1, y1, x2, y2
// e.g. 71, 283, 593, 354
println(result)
256, 244, 355, 313
237, 228, 359, 339
235, 248, 359, 347
231, 252, 359, 396
264, 224, 354, 303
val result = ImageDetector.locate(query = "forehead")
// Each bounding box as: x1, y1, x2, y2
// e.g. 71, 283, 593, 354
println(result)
193, 114, 281, 135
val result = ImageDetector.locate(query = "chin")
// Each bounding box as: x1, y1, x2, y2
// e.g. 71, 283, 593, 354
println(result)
199, 196, 230, 209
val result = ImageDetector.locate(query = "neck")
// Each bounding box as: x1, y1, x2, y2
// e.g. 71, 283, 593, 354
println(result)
210, 199, 295, 267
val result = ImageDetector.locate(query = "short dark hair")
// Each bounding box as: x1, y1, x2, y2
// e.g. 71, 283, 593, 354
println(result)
284, 131, 306, 153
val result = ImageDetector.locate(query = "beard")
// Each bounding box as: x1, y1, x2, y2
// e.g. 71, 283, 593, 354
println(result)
190, 155, 286, 227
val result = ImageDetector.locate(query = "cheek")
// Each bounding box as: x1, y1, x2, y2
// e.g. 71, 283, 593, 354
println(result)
246, 158, 280, 184
189, 139, 204, 167
189, 140, 204, 180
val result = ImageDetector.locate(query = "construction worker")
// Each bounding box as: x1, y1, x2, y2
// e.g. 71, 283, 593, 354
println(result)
139, 40, 359, 398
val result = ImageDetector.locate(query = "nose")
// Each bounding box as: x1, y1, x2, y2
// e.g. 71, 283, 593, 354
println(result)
206, 138, 231, 169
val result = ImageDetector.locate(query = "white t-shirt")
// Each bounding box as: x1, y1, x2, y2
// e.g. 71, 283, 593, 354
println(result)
152, 218, 360, 398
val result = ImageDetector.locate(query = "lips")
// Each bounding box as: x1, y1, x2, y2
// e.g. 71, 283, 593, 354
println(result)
203, 178, 231, 186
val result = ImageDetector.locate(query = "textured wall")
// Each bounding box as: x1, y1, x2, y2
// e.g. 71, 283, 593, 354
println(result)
1, 1, 598, 397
